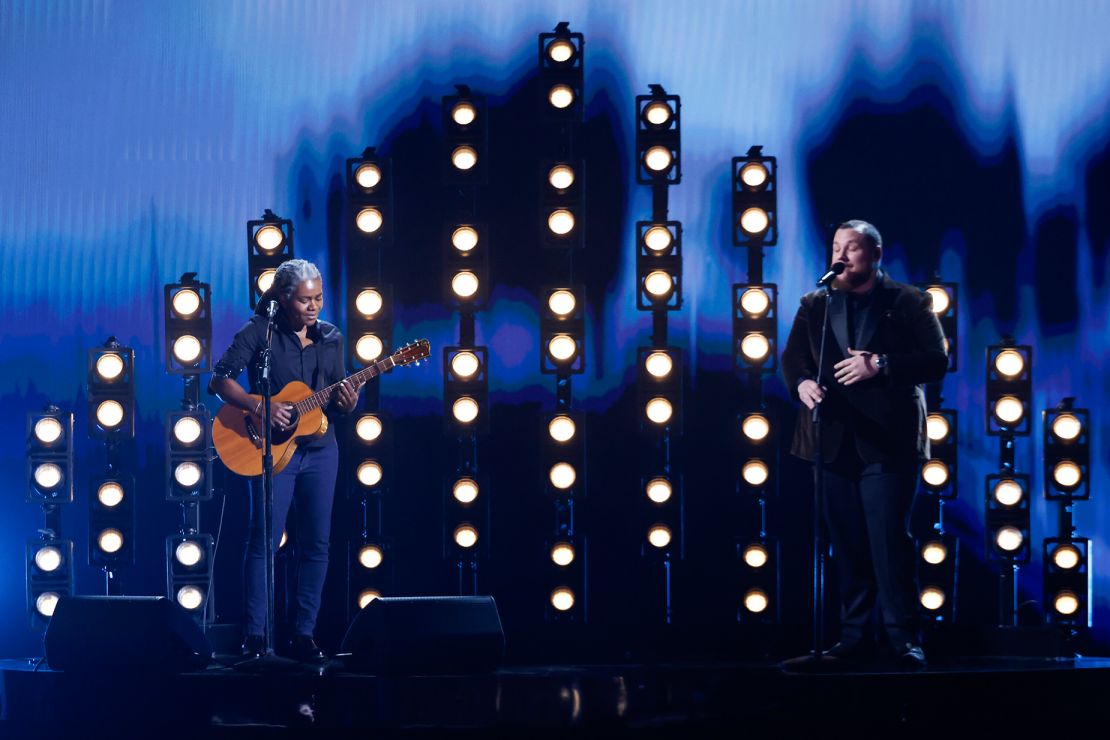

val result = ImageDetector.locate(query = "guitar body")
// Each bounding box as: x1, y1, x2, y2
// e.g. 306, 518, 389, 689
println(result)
212, 380, 327, 478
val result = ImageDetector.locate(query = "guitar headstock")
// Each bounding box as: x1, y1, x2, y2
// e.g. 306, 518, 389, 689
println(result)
391, 339, 431, 368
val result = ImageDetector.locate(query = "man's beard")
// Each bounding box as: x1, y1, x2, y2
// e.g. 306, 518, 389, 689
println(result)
835, 265, 876, 289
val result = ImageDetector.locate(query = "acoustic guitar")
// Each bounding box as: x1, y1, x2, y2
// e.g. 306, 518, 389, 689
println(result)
212, 339, 430, 477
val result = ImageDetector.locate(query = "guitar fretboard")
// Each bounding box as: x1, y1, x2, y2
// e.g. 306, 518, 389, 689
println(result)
291, 356, 397, 415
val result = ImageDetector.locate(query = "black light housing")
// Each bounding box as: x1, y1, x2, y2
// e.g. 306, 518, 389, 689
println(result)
732, 146, 777, 247
443, 85, 488, 185
27, 407, 74, 504
246, 209, 294, 310
26, 538, 74, 630
1043, 404, 1089, 500
89, 474, 136, 568
87, 338, 135, 439
538, 22, 585, 121
986, 342, 1032, 436
636, 221, 683, 311
733, 283, 778, 373
985, 473, 1031, 564
165, 408, 213, 502
164, 273, 212, 375
736, 536, 779, 623
635, 84, 681, 185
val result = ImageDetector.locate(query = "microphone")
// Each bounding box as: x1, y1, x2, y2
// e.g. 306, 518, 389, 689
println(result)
816, 262, 846, 288
266, 300, 279, 318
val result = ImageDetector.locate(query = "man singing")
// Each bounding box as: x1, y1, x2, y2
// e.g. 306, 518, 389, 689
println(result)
781, 220, 947, 668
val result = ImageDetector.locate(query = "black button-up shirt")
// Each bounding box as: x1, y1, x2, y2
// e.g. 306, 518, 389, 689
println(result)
211, 314, 346, 448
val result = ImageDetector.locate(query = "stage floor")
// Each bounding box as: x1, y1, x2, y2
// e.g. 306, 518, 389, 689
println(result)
2, 654, 1108, 736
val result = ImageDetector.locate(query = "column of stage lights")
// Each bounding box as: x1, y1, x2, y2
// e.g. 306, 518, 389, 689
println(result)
731, 147, 780, 623
345, 147, 395, 612
87, 338, 137, 594
26, 405, 75, 630
163, 273, 216, 622
539, 22, 587, 621
246, 209, 294, 309
1042, 400, 1092, 627
914, 280, 960, 622
634, 83, 683, 622
985, 341, 1033, 626
443, 85, 490, 595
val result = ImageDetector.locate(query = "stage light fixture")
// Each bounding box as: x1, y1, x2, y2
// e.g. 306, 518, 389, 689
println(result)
635, 84, 681, 185
443, 86, 488, 184
97, 481, 124, 508
644, 351, 673, 379
541, 286, 585, 374
247, 209, 294, 309
646, 477, 672, 503
916, 279, 958, 371
538, 22, 584, 120
922, 541, 947, 565
986, 343, 1032, 436
452, 397, 480, 424
453, 525, 478, 549
348, 284, 392, 371
742, 459, 770, 488
27, 538, 73, 629
541, 159, 584, 249
356, 335, 384, 362
444, 346, 489, 432
736, 537, 779, 622
643, 225, 673, 253
733, 283, 778, 373
645, 397, 674, 425
551, 588, 575, 611
732, 146, 777, 246
1052, 544, 1080, 570
1044, 404, 1089, 500
992, 477, 1024, 507
636, 221, 682, 311
921, 460, 951, 488
166, 534, 214, 620
741, 414, 770, 442
452, 226, 479, 253
548, 415, 576, 442
916, 532, 959, 621
165, 275, 212, 375
165, 409, 212, 501
27, 408, 74, 503
88, 339, 135, 439
356, 415, 383, 443
549, 462, 577, 490
551, 542, 575, 566
548, 164, 575, 189
637, 347, 682, 432
647, 525, 672, 549
743, 544, 769, 569
920, 587, 946, 611
358, 545, 384, 569
358, 590, 381, 609
1043, 537, 1090, 626
451, 270, 480, 299
743, 589, 769, 614
986, 473, 1030, 563
90, 474, 135, 568
450, 101, 476, 126
453, 478, 479, 504
357, 460, 384, 488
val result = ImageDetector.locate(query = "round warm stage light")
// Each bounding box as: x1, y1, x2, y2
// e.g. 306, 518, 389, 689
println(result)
451, 101, 476, 126
744, 589, 769, 614
920, 587, 946, 611
175, 540, 204, 568
33, 463, 63, 491
358, 545, 383, 569
1053, 461, 1082, 489
173, 416, 203, 446
174, 461, 202, 488
1054, 591, 1080, 616
645, 351, 673, 379
257, 269, 276, 294
34, 546, 63, 573
452, 226, 478, 252
551, 542, 575, 566
926, 286, 950, 315
172, 288, 201, 317
358, 590, 380, 609
356, 207, 383, 234
356, 415, 383, 443
739, 162, 769, 189
993, 396, 1024, 425
356, 334, 384, 362
97, 481, 124, 508
921, 541, 947, 565
549, 462, 577, 490
34, 417, 63, 445
451, 270, 480, 299
355, 289, 383, 317
96, 353, 125, 381
643, 225, 673, 253
739, 207, 769, 235
95, 400, 125, 429
453, 478, 479, 504
451, 351, 481, 379
743, 544, 768, 569
177, 586, 204, 611
355, 162, 381, 188
644, 145, 673, 173
451, 145, 478, 171
643, 101, 674, 127
1053, 544, 1081, 570
741, 414, 770, 442
551, 588, 575, 611
993, 478, 1024, 506
548, 415, 576, 443
452, 397, 479, 424
547, 335, 578, 362
926, 414, 950, 443
647, 525, 672, 549
547, 209, 575, 236
548, 164, 575, 190
254, 224, 284, 252
993, 349, 1024, 378
279, 530, 288, 549
645, 397, 673, 425
548, 290, 576, 316
921, 460, 949, 487
454, 525, 478, 549
548, 84, 574, 109
645, 477, 672, 503
1052, 413, 1082, 442
36, 592, 60, 618
172, 335, 203, 364
739, 287, 770, 317
357, 461, 383, 487
740, 333, 771, 363
546, 37, 575, 63
742, 459, 769, 487
643, 270, 674, 299
98, 528, 124, 554
995, 526, 1024, 553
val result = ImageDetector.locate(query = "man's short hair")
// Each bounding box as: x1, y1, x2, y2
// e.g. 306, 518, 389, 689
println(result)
837, 220, 883, 252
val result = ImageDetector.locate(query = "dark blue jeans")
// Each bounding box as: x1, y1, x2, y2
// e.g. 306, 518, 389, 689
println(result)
244, 442, 338, 637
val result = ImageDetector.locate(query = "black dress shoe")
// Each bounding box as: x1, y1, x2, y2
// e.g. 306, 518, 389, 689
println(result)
821, 641, 874, 664
241, 634, 266, 659
896, 643, 927, 670
289, 634, 327, 663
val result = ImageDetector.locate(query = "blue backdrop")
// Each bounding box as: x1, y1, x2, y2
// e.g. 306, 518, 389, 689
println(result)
2, 0, 1108, 656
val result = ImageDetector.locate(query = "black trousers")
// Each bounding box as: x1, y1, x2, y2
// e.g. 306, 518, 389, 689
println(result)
821, 440, 920, 648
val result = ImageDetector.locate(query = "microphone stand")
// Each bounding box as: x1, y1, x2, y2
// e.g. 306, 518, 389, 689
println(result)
808, 284, 834, 666
261, 301, 277, 657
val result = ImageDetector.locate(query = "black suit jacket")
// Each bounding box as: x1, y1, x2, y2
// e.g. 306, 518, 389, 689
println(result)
781, 272, 948, 464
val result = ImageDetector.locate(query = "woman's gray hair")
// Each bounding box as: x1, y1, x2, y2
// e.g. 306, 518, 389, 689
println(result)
837, 219, 883, 251
273, 259, 322, 301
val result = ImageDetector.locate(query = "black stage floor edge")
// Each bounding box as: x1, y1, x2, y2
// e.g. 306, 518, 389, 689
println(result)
2, 655, 1110, 737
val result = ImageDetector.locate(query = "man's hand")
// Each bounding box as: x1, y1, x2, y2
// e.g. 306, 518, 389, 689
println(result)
833, 348, 879, 386
265, 401, 294, 429
334, 379, 363, 413
798, 379, 826, 410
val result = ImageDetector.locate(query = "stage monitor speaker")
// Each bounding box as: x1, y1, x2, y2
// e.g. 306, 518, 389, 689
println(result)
340, 595, 505, 673
44, 595, 212, 673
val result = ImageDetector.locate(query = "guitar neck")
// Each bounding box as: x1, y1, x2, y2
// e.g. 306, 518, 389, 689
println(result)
291, 357, 396, 414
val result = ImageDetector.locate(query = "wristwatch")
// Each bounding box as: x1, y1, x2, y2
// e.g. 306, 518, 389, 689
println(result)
873, 353, 889, 373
